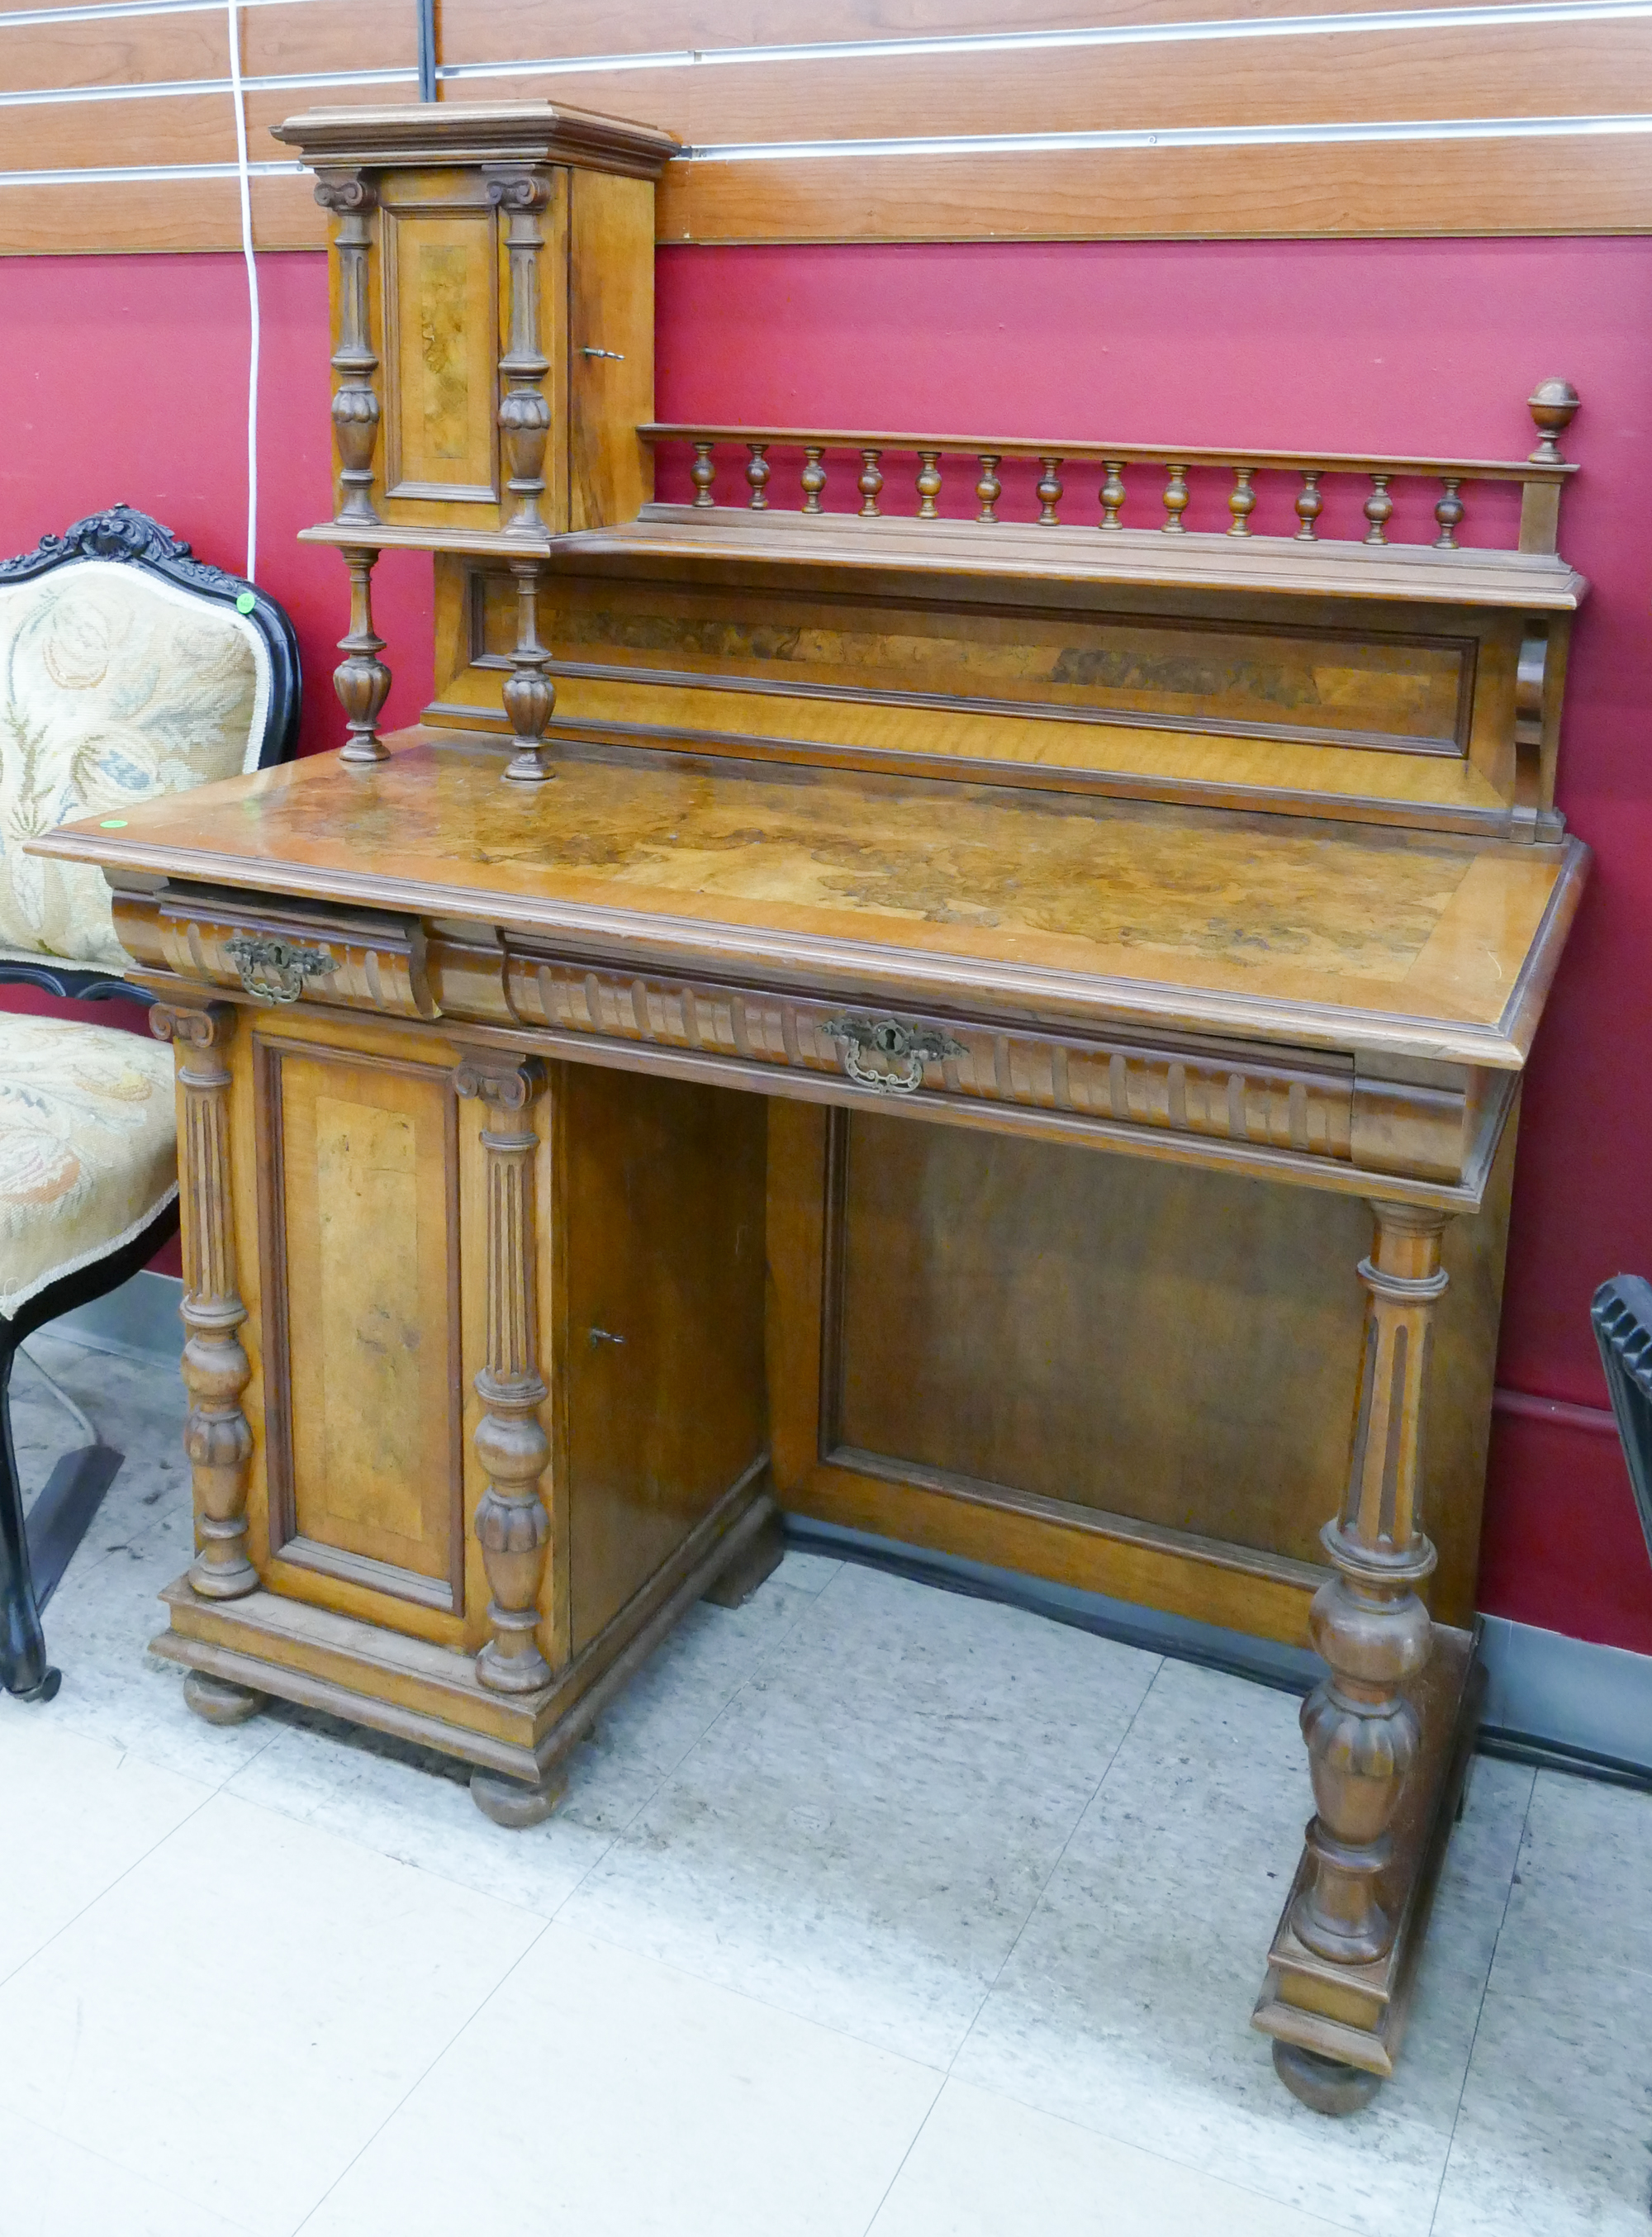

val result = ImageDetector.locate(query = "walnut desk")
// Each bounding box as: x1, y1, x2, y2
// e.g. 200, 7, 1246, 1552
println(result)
26, 93, 1592, 2108
35, 502, 1587, 2111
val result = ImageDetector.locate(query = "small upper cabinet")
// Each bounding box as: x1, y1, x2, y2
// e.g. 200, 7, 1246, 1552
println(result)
272, 104, 678, 543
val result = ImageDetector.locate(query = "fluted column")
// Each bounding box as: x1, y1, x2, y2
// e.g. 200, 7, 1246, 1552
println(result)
455, 1053, 552, 1695
1292, 1202, 1447, 1966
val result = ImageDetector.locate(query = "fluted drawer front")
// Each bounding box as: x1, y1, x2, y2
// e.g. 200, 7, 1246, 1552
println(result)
502, 951, 1355, 1165
115, 893, 439, 1020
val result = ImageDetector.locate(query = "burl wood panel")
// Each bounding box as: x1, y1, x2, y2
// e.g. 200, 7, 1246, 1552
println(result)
820, 1104, 1513, 1629
382, 207, 501, 506
562, 1064, 767, 1651
269, 1043, 463, 1608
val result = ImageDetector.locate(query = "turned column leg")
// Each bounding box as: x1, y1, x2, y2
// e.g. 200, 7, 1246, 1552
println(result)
454, 1055, 561, 1826
501, 559, 556, 786
335, 545, 391, 766
150, 1003, 267, 1726
1276, 1200, 1447, 2109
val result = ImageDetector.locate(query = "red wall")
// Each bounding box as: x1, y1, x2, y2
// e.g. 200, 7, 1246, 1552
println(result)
3, 240, 1650, 1647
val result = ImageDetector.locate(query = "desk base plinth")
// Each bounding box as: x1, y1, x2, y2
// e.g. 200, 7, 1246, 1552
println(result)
1252, 1622, 1483, 2108
150, 1480, 777, 1814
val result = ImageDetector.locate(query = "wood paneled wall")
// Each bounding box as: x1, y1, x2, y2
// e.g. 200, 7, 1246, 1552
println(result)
2, 0, 1650, 252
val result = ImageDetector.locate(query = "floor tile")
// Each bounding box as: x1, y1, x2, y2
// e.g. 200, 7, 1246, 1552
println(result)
560, 1562, 1160, 2065
0, 1714, 209, 1985
0, 1790, 544, 2237
0, 2104, 257, 2237
868, 2077, 1362, 2237
1431, 1956, 1652, 2236
302, 1921, 943, 2237
952, 1656, 1502, 2237
1490, 1767, 1652, 1993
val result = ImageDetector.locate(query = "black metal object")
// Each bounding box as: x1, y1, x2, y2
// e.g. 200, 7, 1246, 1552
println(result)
1592, 1275, 1652, 1571
0, 504, 303, 1698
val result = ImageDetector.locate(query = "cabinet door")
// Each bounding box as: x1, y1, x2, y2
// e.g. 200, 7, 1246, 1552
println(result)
258, 1034, 466, 1618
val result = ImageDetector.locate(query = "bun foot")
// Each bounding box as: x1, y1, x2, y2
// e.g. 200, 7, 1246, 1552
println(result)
183, 1669, 267, 1726
11, 1665, 61, 1704
1272, 2040, 1383, 2116
471, 1764, 566, 1829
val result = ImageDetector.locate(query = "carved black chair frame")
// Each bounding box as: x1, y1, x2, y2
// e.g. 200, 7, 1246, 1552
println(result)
0, 506, 301, 1701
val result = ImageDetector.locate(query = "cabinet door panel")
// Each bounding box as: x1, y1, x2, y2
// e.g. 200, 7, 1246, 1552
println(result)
262, 1039, 464, 1612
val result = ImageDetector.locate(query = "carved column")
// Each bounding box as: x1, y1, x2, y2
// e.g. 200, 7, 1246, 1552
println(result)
314, 171, 381, 527
456, 1055, 553, 1697
1293, 1202, 1447, 1968
500, 559, 555, 784
485, 167, 552, 538
151, 1004, 262, 1613
335, 546, 391, 766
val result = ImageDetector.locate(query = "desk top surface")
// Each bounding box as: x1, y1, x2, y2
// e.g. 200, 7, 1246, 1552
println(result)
37, 731, 1588, 1066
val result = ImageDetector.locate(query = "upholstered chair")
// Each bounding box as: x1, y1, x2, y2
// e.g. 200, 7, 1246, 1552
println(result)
0, 506, 300, 1702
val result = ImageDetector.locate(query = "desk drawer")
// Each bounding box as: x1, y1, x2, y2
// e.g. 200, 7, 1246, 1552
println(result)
503, 952, 1355, 1165
116, 892, 439, 1021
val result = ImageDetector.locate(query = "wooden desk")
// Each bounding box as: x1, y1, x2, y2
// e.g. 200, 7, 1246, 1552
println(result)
28, 97, 1593, 2120
36, 702, 1584, 2113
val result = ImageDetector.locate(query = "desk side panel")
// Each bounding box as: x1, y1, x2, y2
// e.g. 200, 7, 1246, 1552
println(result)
563, 1064, 768, 1653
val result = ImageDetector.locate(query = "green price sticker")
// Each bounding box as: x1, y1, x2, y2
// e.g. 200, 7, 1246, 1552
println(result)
99, 818, 128, 829
235, 591, 256, 614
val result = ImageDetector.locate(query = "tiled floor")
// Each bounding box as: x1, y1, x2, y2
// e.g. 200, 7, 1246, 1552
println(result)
4, 1332, 1650, 2237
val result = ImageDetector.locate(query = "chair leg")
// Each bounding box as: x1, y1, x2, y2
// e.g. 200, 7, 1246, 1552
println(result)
0, 1336, 59, 1702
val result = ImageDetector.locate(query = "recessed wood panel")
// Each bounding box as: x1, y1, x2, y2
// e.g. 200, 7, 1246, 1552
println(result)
477, 569, 1474, 758
268, 1043, 463, 1609
382, 207, 501, 503
814, 1101, 1512, 1625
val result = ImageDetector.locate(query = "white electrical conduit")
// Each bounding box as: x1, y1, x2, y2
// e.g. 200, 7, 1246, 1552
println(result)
225, 0, 259, 582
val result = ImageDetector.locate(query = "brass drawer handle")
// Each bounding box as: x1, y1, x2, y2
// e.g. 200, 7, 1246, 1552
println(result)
819, 1012, 965, 1095
224, 933, 337, 1005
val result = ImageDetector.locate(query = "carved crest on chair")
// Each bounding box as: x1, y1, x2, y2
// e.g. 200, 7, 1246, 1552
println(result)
0, 504, 248, 603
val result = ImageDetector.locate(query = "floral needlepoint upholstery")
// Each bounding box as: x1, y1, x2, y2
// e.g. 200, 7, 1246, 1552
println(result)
0, 558, 269, 970
0, 1013, 178, 1321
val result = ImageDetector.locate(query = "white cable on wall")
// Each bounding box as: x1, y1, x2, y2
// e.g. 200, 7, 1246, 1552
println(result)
225, 0, 259, 582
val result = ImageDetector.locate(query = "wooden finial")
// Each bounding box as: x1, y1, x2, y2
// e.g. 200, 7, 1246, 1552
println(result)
1527, 378, 1579, 464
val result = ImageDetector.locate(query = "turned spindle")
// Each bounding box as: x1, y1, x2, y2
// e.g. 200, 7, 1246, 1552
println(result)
150, 1003, 259, 1608
1364, 474, 1393, 546
501, 558, 555, 785
315, 173, 381, 526
1293, 1204, 1447, 1969
916, 450, 942, 519
690, 440, 716, 507
1099, 460, 1127, 530
858, 449, 884, 518
335, 545, 390, 765
1036, 456, 1064, 526
487, 170, 553, 537
1434, 477, 1464, 550
1162, 462, 1189, 534
746, 442, 771, 510
1228, 466, 1256, 537
976, 454, 1002, 524
1295, 470, 1323, 541
801, 445, 826, 513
